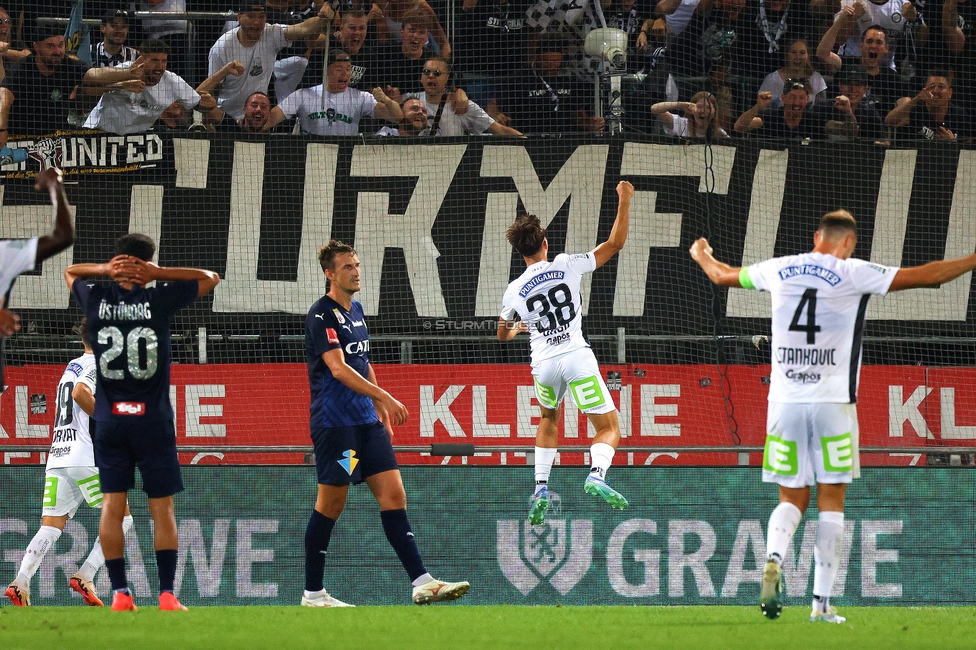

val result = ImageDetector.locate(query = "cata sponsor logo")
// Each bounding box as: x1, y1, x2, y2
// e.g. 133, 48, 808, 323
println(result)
496, 491, 593, 595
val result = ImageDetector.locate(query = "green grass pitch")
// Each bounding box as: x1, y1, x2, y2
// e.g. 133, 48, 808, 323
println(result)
2, 606, 975, 650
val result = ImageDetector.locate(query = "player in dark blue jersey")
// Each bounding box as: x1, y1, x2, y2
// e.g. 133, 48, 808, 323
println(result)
64, 233, 220, 612
303, 239, 469, 607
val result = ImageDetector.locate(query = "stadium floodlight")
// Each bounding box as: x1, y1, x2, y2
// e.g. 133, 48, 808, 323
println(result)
583, 28, 628, 69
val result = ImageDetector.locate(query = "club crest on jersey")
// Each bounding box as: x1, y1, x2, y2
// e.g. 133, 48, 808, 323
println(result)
112, 402, 145, 416
338, 449, 359, 475
496, 493, 593, 596
333, 308, 346, 324
326, 328, 340, 345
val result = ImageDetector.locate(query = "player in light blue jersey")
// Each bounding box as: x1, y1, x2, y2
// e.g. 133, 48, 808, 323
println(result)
691, 209, 976, 624
498, 181, 634, 525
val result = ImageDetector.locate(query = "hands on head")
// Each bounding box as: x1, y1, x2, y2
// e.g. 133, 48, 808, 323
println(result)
108, 255, 157, 286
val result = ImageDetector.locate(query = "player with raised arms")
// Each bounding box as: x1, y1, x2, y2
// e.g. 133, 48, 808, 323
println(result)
5, 318, 134, 607
690, 209, 976, 623
303, 239, 469, 607
64, 234, 220, 611
498, 180, 634, 525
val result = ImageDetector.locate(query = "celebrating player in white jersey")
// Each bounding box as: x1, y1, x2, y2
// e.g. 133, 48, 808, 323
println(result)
5, 319, 133, 607
691, 209, 976, 624
498, 180, 634, 525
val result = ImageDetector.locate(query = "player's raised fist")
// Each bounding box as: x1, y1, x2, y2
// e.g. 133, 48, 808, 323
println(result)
689, 237, 713, 262
616, 180, 634, 201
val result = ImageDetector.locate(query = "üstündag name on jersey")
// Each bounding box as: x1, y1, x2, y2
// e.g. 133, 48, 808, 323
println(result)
97, 299, 152, 321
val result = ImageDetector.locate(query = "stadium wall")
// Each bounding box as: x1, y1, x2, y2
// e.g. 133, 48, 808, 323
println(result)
0, 466, 972, 607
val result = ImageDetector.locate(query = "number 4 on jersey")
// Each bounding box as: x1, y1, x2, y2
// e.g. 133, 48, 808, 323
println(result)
789, 288, 821, 344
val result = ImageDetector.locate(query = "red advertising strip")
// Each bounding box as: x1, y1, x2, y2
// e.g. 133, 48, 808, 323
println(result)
1, 364, 972, 466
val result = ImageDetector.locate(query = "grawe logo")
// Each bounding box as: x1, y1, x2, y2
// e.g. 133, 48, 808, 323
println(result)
497, 492, 593, 595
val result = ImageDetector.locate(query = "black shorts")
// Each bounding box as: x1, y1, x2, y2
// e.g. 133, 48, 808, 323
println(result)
95, 419, 184, 499
311, 421, 399, 486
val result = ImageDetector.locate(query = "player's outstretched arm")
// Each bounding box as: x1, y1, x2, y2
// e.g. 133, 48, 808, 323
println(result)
888, 252, 976, 291
34, 169, 75, 263
592, 180, 634, 268
689, 237, 743, 287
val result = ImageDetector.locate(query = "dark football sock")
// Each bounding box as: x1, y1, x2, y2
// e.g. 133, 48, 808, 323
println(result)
304, 509, 336, 592
156, 549, 178, 593
105, 557, 128, 593
380, 509, 427, 581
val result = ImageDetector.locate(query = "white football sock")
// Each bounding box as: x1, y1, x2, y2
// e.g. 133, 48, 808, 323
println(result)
766, 502, 803, 563
411, 572, 434, 587
78, 514, 133, 582
16, 525, 62, 586
813, 511, 845, 602
590, 442, 617, 481
588, 442, 616, 480
534, 447, 557, 484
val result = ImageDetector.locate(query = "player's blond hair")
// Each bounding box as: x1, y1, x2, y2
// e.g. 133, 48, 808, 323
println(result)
818, 210, 857, 242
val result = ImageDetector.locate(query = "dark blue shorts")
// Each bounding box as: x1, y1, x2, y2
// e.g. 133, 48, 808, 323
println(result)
95, 419, 184, 499
311, 421, 399, 486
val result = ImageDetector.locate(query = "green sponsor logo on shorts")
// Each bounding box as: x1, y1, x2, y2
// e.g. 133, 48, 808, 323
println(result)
43, 477, 58, 507
822, 432, 854, 472
763, 435, 798, 475
77, 474, 103, 506
534, 377, 558, 409
570, 376, 606, 410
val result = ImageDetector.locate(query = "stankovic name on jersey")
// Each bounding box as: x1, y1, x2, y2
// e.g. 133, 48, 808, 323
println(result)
776, 347, 837, 366
98, 300, 152, 321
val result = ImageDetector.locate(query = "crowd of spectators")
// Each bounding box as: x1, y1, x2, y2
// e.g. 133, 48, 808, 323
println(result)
0, 0, 974, 142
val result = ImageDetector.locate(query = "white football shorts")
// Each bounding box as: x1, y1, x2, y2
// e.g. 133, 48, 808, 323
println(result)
531, 349, 615, 415
762, 402, 860, 488
42, 466, 103, 517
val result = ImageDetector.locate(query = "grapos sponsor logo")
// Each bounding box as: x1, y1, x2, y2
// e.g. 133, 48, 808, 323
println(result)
497, 492, 593, 595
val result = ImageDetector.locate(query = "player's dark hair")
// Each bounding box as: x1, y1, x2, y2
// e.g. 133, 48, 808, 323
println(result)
77, 317, 90, 349
507, 214, 546, 258
319, 239, 357, 272
138, 38, 170, 56
818, 210, 858, 241
115, 233, 156, 261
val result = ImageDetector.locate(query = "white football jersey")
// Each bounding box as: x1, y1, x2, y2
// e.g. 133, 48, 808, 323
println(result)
46, 353, 97, 469
742, 252, 897, 403
0, 238, 38, 304
500, 252, 596, 364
